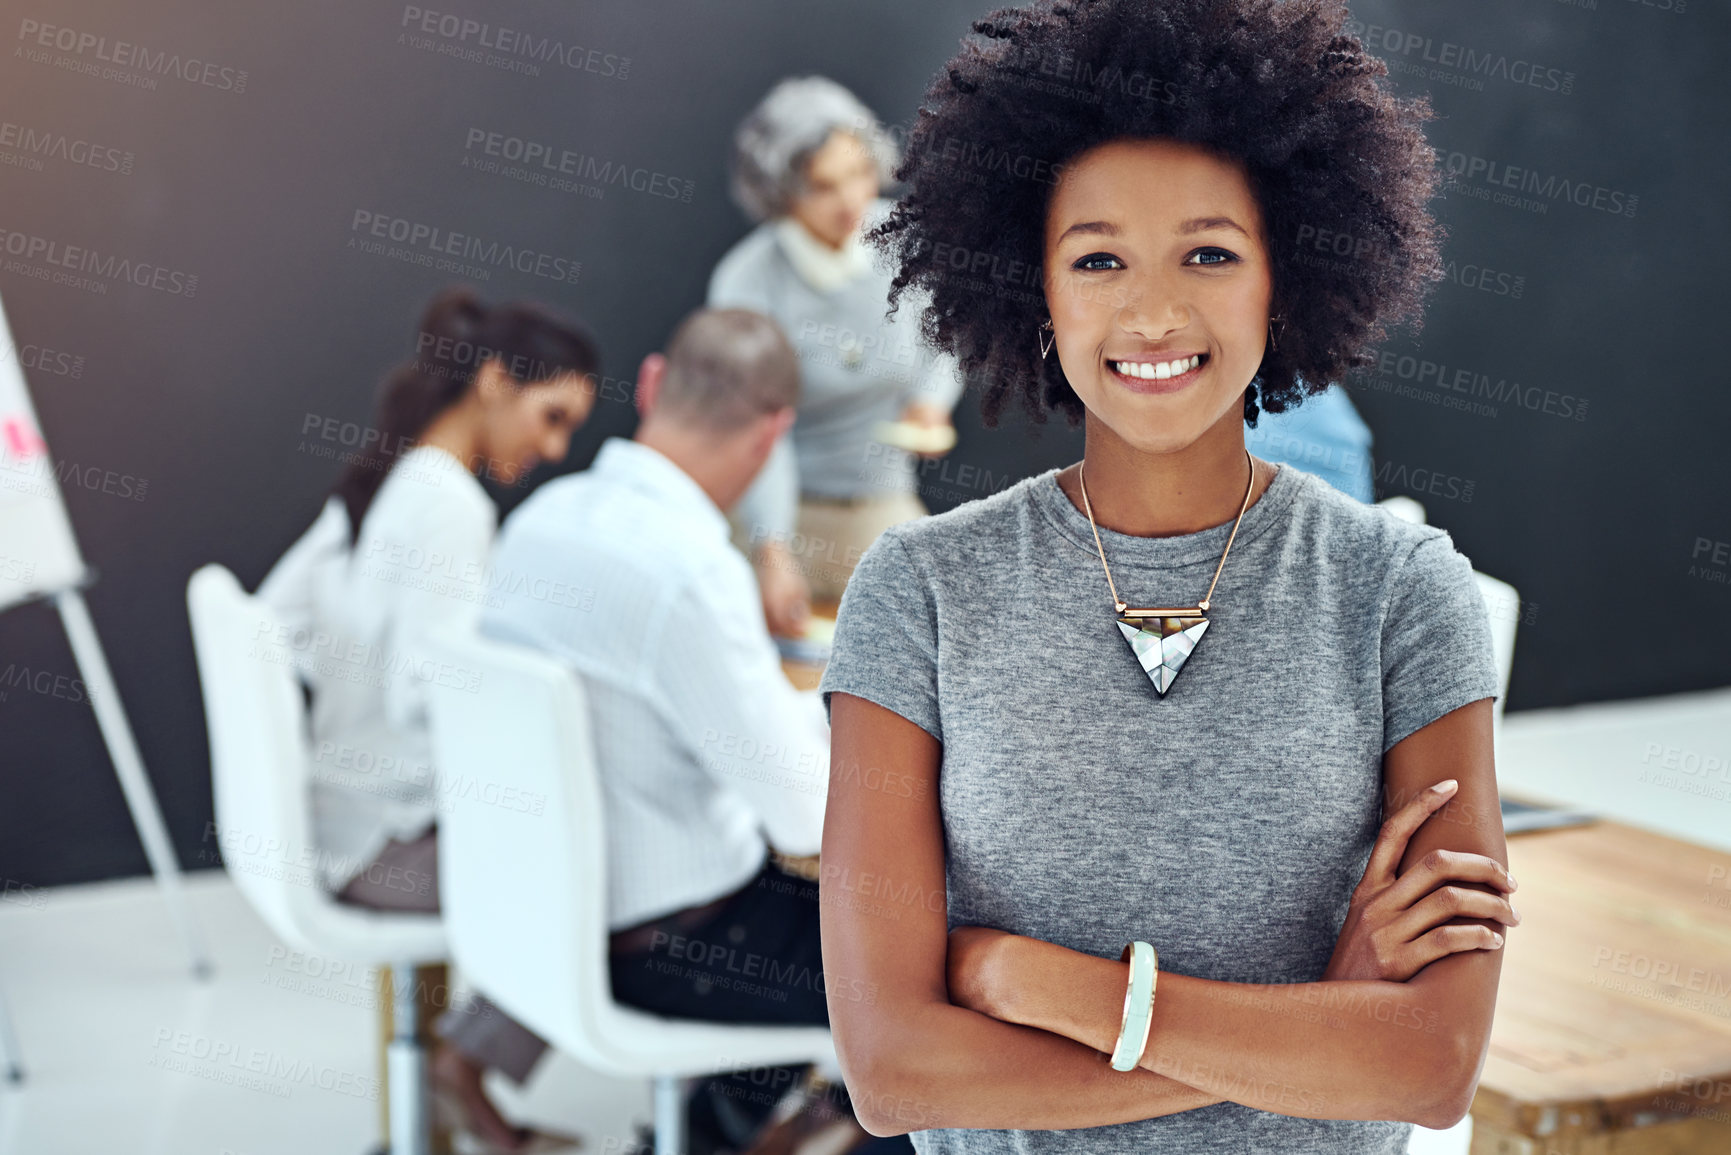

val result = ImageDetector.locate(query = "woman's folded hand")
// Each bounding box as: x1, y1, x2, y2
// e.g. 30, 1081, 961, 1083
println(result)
1324, 779, 1519, 983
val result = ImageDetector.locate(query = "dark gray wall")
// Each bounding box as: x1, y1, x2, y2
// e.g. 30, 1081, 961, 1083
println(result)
1, 0, 1726, 886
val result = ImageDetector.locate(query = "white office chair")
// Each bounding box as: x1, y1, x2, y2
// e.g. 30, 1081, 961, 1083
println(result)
1376, 497, 1519, 753
186, 564, 446, 1155
421, 626, 837, 1155
1472, 570, 1519, 765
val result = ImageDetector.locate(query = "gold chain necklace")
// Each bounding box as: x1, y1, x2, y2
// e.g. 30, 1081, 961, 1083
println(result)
1076, 448, 1256, 696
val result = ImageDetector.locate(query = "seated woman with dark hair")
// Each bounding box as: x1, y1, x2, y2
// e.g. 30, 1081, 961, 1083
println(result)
258, 286, 599, 1154
817, 1, 1518, 1151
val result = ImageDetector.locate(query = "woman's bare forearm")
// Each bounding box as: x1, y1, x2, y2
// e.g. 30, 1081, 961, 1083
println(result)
848, 998, 1222, 1136
989, 935, 1481, 1128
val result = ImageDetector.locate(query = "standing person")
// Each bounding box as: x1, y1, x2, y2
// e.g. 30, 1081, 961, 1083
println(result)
710, 76, 967, 636
818, 1, 1517, 1151
257, 286, 599, 1154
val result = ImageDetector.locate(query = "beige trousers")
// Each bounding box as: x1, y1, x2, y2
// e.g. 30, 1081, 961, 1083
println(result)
739, 490, 929, 602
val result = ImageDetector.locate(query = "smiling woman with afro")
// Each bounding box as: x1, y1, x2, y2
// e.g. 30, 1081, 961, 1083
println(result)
874, 0, 1445, 430
815, 0, 1514, 1152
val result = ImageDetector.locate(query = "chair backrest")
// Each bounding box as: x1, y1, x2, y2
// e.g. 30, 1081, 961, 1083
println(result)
186, 564, 326, 940
1377, 496, 1520, 744
1472, 571, 1520, 755
421, 626, 611, 1064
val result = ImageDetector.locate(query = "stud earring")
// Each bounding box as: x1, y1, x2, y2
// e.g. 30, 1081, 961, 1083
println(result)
1039, 317, 1055, 360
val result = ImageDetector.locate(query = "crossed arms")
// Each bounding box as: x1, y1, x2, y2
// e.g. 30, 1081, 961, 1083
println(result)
819, 693, 1509, 1136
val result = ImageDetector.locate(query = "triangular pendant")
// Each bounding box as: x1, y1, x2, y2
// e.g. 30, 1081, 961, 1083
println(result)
1115, 614, 1209, 696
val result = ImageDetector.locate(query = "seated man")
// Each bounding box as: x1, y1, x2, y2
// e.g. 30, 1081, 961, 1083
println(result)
481, 307, 909, 1153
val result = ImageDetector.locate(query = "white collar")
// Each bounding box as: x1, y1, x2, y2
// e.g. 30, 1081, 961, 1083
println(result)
592, 437, 728, 539
773, 215, 873, 292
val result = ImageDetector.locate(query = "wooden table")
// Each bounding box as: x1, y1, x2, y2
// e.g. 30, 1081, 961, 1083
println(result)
1472, 818, 1731, 1153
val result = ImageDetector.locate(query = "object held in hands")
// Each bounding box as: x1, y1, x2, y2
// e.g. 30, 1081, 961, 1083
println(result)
774, 615, 835, 666
873, 419, 957, 456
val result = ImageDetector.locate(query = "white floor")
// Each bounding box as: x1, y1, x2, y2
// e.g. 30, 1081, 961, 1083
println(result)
1, 686, 1725, 1154
0, 873, 649, 1155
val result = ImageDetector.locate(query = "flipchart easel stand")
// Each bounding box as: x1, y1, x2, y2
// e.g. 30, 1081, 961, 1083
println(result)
0, 294, 211, 1025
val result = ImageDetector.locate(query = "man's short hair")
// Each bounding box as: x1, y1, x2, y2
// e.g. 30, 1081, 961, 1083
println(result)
657, 308, 800, 433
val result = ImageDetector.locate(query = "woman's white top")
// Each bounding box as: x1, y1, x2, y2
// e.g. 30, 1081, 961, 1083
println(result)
256, 446, 495, 890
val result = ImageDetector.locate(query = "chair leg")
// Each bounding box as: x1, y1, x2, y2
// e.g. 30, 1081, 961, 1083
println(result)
653, 1074, 686, 1155
376, 969, 393, 1149
0, 982, 23, 1084
416, 964, 454, 1155
388, 961, 431, 1155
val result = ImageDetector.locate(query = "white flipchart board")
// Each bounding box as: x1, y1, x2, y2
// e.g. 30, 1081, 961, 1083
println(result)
0, 298, 86, 608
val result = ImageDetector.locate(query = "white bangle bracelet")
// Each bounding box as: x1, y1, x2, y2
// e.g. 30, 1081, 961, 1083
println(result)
1110, 940, 1158, 1072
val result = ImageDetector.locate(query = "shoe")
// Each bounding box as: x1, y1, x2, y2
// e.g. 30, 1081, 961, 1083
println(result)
433, 1085, 584, 1154
737, 1076, 875, 1155
453, 1130, 584, 1155
737, 1104, 872, 1155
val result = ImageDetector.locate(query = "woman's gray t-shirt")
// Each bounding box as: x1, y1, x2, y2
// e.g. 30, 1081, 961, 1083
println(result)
818, 462, 1502, 1154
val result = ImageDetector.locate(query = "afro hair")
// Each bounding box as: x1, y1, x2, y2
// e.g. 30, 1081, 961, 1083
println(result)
870, 0, 1447, 428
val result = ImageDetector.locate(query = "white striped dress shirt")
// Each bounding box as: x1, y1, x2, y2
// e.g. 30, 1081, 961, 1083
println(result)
480, 437, 830, 930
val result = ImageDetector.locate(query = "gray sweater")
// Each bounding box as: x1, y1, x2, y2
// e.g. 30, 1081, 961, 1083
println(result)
819, 462, 1502, 1153
706, 199, 965, 547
